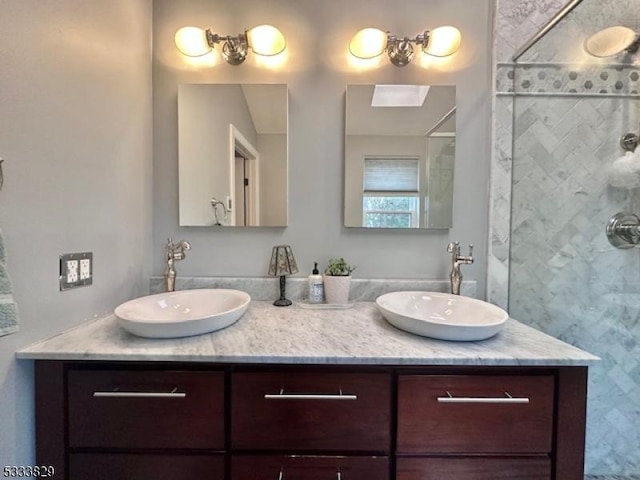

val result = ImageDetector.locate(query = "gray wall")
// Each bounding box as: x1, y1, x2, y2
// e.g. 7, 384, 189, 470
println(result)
153, 0, 494, 289
0, 0, 152, 465
257, 134, 287, 226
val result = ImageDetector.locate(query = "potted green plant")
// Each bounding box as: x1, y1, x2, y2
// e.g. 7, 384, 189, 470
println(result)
323, 258, 356, 304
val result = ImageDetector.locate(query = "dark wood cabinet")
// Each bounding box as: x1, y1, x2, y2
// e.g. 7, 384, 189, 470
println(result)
231, 455, 389, 480
232, 372, 391, 452
68, 369, 225, 450
396, 457, 551, 480
69, 453, 225, 480
397, 375, 554, 454
34, 362, 588, 480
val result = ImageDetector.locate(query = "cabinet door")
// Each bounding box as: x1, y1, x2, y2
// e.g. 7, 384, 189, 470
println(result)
232, 372, 391, 452
396, 457, 551, 480
68, 369, 225, 450
70, 453, 224, 480
397, 375, 554, 454
231, 455, 388, 480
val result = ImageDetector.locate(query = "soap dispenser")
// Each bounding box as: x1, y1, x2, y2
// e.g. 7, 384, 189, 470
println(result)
308, 262, 324, 304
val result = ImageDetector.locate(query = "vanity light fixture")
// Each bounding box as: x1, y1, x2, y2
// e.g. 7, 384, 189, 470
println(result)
585, 26, 640, 57
349, 26, 461, 67
175, 24, 286, 65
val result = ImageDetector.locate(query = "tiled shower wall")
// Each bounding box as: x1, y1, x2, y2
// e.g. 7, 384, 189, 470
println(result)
490, 0, 640, 476
490, 0, 640, 311
510, 94, 640, 474
488, 0, 568, 308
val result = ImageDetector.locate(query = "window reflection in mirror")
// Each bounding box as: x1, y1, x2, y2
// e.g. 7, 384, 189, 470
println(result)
178, 84, 288, 227
344, 85, 456, 229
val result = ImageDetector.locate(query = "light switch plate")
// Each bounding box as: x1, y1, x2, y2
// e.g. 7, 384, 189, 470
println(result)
60, 252, 93, 291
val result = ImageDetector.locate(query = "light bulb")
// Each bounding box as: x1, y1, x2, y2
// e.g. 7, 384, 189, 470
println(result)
175, 26, 212, 57
585, 26, 637, 57
247, 25, 286, 56
349, 28, 387, 59
423, 26, 461, 57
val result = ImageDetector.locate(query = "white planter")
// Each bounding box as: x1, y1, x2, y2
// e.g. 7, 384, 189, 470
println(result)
323, 275, 352, 304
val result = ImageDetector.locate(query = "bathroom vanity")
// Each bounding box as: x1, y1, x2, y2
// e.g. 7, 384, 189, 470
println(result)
18, 302, 597, 480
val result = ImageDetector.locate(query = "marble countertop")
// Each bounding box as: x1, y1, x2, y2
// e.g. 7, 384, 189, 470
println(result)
16, 301, 598, 366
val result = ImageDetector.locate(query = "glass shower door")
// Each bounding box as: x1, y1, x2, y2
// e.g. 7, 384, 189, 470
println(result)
508, 23, 640, 477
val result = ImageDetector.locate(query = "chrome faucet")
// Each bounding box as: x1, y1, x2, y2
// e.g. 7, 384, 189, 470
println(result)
164, 238, 191, 292
447, 242, 473, 295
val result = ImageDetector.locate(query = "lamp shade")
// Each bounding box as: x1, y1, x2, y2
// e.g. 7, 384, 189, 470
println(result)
349, 28, 387, 59
247, 24, 286, 56
175, 26, 212, 57
423, 26, 461, 57
268, 245, 299, 276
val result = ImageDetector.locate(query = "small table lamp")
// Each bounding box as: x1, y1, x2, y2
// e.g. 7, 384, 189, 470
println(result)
268, 245, 299, 306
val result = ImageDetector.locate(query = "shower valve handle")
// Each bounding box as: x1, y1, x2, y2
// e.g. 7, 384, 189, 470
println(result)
606, 212, 640, 249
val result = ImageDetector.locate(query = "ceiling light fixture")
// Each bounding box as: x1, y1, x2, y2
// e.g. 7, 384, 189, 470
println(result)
175, 25, 286, 65
349, 26, 461, 67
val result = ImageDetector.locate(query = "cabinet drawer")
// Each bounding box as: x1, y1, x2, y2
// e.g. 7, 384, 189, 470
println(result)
397, 457, 551, 480
397, 375, 554, 454
231, 455, 388, 480
231, 372, 391, 452
68, 369, 225, 449
70, 453, 224, 480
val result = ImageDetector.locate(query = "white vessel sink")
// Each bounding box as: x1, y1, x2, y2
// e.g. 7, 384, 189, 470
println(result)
376, 291, 508, 341
114, 289, 251, 339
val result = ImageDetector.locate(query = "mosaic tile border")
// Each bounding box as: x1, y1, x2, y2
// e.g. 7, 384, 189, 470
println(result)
497, 63, 640, 95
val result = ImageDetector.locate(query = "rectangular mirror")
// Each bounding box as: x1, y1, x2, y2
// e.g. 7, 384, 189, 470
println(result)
178, 84, 288, 227
344, 84, 456, 229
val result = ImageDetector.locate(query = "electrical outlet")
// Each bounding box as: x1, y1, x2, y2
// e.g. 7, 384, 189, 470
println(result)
80, 258, 91, 280
66, 260, 79, 283
60, 252, 93, 291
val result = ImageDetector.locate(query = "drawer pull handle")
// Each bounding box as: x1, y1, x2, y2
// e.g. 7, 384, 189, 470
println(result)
275, 467, 342, 479
93, 386, 186, 398
437, 391, 529, 404
264, 387, 357, 401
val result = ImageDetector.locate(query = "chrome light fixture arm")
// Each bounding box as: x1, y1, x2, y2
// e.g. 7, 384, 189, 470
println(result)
386, 31, 432, 67
175, 25, 285, 65
205, 30, 249, 65
349, 26, 461, 67
386, 35, 415, 67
